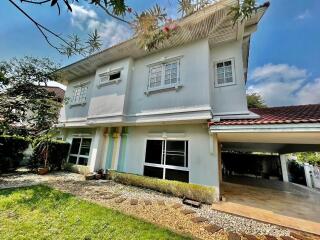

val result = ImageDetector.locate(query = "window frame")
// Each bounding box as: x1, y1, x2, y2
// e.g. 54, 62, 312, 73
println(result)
143, 138, 189, 181
68, 137, 92, 166
145, 57, 183, 95
97, 67, 123, 87
70, 82, 89, 106
214, 58, 236, 87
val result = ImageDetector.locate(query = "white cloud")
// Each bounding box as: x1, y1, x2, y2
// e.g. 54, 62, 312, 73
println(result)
296, 10, 311, 20
296, 78, 320, 105
251, 64, 307, 82
70, 4, 131, 48
90, 20, 131, 47
248, 64, 320, 107
70, 4, 97, 30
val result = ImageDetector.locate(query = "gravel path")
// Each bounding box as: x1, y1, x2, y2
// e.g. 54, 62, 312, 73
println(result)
0, 171, 292, 239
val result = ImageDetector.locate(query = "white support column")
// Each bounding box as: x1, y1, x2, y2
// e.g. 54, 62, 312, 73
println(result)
280, 154, 289, 182
88, 127, 105, 172
209, 133, 221, 201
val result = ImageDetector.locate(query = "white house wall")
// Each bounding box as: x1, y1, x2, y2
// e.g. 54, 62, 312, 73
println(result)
210, 40, 249, 115
124, 124, 220, 189
125, 39, 211, 118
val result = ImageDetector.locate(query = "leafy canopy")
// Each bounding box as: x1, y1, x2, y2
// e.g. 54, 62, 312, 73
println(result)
0, 56, 62, 136
296, 152, 320, 166
247, 92, 267, 108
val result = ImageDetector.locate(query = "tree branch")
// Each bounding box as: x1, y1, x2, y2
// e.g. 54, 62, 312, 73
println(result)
9, 0, 86, 56
97, 1, 131, 25
20, 0, 51, 4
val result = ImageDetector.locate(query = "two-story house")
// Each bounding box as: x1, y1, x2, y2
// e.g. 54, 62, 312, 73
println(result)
56, 0, 269, 199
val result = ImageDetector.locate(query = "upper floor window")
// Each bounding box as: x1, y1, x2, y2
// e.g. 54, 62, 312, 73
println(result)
98, 68, 122, 87
215, 59, 235, 87
146, 59, 181, 94
71, 84, 88, 105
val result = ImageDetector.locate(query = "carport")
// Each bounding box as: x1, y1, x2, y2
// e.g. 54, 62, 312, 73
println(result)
209, 104, 320, 235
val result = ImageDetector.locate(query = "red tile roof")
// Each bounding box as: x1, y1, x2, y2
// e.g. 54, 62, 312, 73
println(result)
210, 104, 320, 126
44, 86, 65, 101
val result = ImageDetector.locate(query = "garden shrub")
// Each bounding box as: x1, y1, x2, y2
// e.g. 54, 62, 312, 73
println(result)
108, 170, 216, 204
31, 138, 70, 170
0, 135, 30, 172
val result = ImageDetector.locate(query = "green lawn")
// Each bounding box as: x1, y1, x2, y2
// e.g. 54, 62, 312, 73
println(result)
0, 185, 191, 240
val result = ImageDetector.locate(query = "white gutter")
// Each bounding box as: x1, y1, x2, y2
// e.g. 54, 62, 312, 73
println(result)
210, 123, 320, 133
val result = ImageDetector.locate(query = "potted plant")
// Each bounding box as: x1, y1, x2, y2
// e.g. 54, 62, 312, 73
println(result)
33, 131, 53, 175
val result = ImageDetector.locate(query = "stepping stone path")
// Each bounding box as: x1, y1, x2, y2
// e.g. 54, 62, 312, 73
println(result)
157, 200, 165, 206
228, 232, 241, 240
144, 200, 152, 205
130, 199, 138, 205
204, 224, 222, 234
265, 235, 278, 240
281, 237, 295, 240
190, 216, 208, 223
171, 203, 183, 209
115, 197, 126, 204
102, 194, 121, 200
180, 209, 196, 215
242, 234, 259, 240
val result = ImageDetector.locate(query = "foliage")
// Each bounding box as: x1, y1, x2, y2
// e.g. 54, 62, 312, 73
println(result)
9, 0, 261, 56
108, 170, 216, 204
0, 57, 62, 136
0, 185, 190, 240
30, 132, 70, 170
247, 92, 267, 108
296, 152, 320, 166
0, 135, 30, 172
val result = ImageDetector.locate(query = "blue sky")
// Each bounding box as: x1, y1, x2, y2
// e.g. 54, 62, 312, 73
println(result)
1, 0, 320, 106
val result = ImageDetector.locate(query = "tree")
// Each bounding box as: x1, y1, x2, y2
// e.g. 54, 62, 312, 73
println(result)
0, 56, 62, 136
247, 92, 267, 108
7, 0, 262, 56
296, 152, 320, 166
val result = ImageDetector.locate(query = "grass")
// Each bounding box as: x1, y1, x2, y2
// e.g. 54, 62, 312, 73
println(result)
0, 185, 191, 240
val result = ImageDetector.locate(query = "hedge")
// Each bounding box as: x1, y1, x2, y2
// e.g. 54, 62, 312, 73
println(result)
30, 139, 70, 170
0, 135, 30, 172
108, 170, 216, 204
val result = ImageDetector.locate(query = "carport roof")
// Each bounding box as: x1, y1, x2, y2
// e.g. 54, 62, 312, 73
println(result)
210, 104, 320, 126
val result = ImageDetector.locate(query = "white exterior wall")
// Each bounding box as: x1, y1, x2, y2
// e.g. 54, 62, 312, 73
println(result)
124, 124, 220, 189
210, 40, 249, 115
126, 39, 211, 116
59, 75, 94, 122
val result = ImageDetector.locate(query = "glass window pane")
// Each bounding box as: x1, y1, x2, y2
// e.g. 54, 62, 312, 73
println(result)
166, 141, 185, 153
217, 62, 223, 68
68, 156, 77, 164
165, 169, 189, 182
225, 77, 233, 83
70, 138, 81, 154
224, 61, 232, 66
78, 157, 88, 166
166, 154, 185, 167
144, 166, 163, 179
145, 140, 163, 164
80, 138, 92, 156
109, 72, 121, 81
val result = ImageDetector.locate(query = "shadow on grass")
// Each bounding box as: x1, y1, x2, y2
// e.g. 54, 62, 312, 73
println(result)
0, 185, 74, 209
